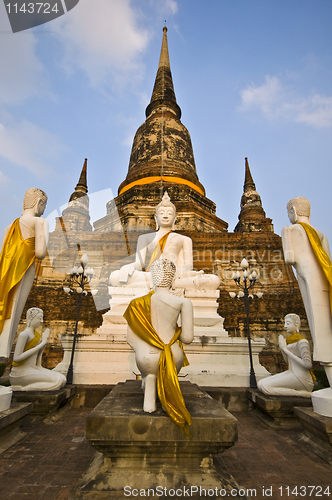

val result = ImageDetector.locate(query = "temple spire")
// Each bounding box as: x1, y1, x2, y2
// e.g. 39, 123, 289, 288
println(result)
158, 25, 171, 69
234, 158, 273, 233
244, 157, 256, 192
55, 158, 92, 232
145, 26, 181, 119
69, 158, 88, 202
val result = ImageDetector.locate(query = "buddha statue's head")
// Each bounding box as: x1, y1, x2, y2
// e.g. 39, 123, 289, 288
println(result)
155, 191, 176, 230
286, 197, 310, 224
26, 307, 44, 328
150, 258, 176, 288
23, 188, 48, 217
284, 313, 301, 334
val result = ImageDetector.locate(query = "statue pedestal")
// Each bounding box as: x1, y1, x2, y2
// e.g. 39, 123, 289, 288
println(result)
294, 406, 332, 466
0, 402, 32, 453
11, 386, 76, 415
247, 389, 312, 428
54, 287, 269, 386
77, 380, 243, 499
0, 386, 12, 412
311, 388, 332, 417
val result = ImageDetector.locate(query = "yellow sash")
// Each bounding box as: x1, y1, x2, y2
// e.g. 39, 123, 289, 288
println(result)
145, 231, 172, 271
0, 219, 35, 335
298, 222, 332, 313
123, 291, 191, 434
286, 332, 316, 383
12, 330, 41, 367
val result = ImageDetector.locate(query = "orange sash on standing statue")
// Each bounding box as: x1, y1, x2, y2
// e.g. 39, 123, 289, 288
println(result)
298, 222, 332, 313
0, 219, 35, 335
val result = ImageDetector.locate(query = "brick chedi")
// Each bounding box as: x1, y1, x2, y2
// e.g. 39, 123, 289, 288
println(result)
19, 27, 310, 376
94, 27, 227, 234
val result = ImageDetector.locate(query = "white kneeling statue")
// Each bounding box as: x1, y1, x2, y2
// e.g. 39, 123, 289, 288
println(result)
124, 258, 194, 433
110, 191, 220, 290
10, 308, 66, 391
258, 314, 314, 397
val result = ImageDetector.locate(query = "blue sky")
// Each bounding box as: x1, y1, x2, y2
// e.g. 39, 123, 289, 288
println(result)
0, 0, 332, 248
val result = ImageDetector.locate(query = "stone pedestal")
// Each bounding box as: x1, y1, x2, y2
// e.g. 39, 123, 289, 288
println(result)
11, 386, 76, 415
311, 387, 332, 417
0, 402, 32, 453
55, 287, 268, 386
77, 380, 243, 499
247, 389, 312, 428
0, 386, 12, 412
294, 406, 332, 465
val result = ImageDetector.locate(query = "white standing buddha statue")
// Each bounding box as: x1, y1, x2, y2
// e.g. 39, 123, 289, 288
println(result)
10, 308, 66, 391
282, 196, 332, 415
258, 314, 314, 397
0, 188, 49, 359
110, 191, 220, 291
124, 258, 194, 432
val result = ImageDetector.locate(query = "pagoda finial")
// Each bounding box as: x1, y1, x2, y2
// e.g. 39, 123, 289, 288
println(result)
158, 25, 170, 69
69, 158, 88, 202
244, 157, 256, 192
145, 27, 181, 119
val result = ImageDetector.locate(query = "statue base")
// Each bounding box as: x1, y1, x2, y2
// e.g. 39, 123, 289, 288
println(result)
0, 402, 32, 453
54, 287, 269, 386
294, 406, 332, 466
0, 386, 12, 412
247, 389, 312, 428
311, 387, 332, 417
11, 387, 76, 415
76, 381, 243, 500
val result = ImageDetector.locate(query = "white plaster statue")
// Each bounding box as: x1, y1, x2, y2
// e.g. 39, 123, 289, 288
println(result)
0, 188, 49, 359
110, 192, 220, 290
258, 314, 314, 397
125, 259, 194, 416
10, 308, 66, 391
282, 197, 332, 390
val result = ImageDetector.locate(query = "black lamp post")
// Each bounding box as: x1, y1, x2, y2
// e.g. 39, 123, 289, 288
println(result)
63, 253, 97, 385
229, 258, 263, 389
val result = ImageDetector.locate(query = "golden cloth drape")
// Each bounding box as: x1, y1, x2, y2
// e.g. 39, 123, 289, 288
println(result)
123, 291, 191, 433
0, 219, 35, 335
145, 231, 172, 271
298, 222, 332, 313
286, 332, 316, 383
12, 330, 41, 367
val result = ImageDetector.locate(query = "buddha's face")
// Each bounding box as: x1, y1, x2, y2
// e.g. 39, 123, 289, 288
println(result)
284, 317, 296, 334
35, 198, 47, 217
29, 311, 44, 329
155, 206, 176, 228
287, 206, 297, 225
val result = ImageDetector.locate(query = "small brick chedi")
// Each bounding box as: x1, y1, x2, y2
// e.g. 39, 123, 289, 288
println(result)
23, 27, 307, 378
